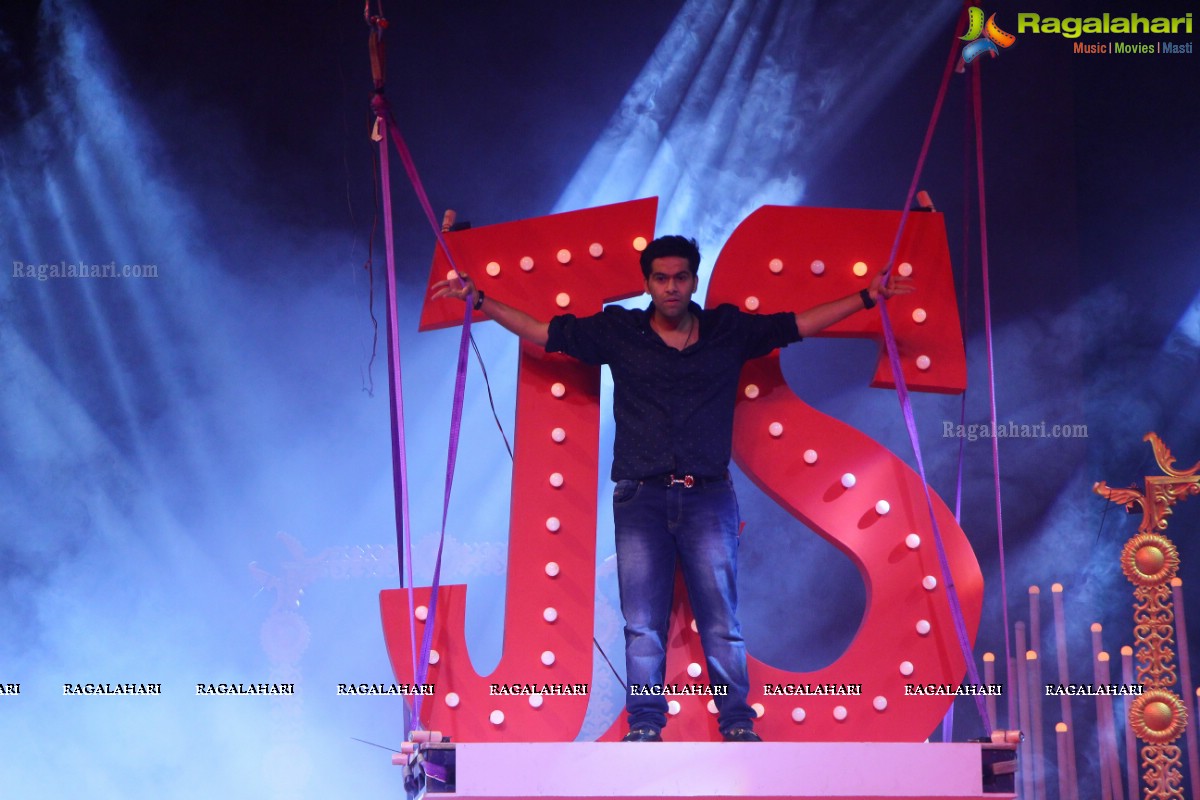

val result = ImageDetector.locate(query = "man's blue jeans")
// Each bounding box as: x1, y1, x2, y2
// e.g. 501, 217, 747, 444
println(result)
612, 476, 755, 734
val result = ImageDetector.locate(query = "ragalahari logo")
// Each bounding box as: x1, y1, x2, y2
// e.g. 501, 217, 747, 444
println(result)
961, 7, 1017, 63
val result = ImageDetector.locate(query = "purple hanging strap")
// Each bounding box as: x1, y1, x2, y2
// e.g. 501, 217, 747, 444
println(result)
374, 105, 420, 701
874, 3, 994, 736
372, 90, 475, 731
971, 63, 1013, 671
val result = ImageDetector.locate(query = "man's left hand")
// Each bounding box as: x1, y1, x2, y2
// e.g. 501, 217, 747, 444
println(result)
869, 271, 914, 301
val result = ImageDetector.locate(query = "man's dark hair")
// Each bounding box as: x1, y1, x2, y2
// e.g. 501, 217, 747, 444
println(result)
639, 235, 701, 279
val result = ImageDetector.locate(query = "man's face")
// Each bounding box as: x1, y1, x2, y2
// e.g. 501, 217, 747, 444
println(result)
645, 255, 698, 321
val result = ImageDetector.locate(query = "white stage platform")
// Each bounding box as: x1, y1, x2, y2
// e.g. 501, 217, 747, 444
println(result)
398, 742, 1017, 800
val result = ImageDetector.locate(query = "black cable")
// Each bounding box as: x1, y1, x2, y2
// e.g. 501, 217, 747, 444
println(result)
470, 337, 625, 690
468, 334, 513, 460
361, 107, 381, 398
351, 736, 401, 753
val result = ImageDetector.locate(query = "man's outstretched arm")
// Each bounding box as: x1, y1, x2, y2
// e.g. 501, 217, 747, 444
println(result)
793, 271, 913, 338
431, 273, 550, 347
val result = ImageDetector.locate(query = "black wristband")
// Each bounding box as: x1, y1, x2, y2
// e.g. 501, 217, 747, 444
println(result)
859, 288, 876, 310
473, 289, 486, 311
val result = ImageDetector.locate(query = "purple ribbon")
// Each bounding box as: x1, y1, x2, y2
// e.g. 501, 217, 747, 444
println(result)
874, 3, 994, 737
971, 63, 1013, 678
373, 92, 474, 732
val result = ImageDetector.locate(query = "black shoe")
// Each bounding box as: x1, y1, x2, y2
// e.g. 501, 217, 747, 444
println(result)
622, 728, 662, 742
722, 728, 762, 742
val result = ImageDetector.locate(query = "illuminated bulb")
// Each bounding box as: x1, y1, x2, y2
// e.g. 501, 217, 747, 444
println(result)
792, 707, 807, 723
912, 308, 927, 324
541, 650, 555, 666
853, 261, 869, 277
744, 296, 760, 311
429, 649, 440, 664
769, 421, 784, 438
520, 256, 534, 272
744, 384, 760, 399
529, 693, 543, 708
833, 705, 848, 721
811, 260, 825, 275
486, 261, 501, 277
490, 710, 504, 725
875, 499, 890, 515
687, 662, 702, 678
900, 661, 914, 676
546, 516, 561, 533
550, 382, 566, 398
415, 605, 428, 621
707, 700, 718, 715
445, 692, 460, 708
803, 449, 818, 465
556, 249, 571, 264
690, 619, 699, 633
841, 473, 856, 489
873, 696, 888, 712
668, 700, 681, 716
752, 703, 766, 718
916, 619, 932, 636
556, 292, 571, 308
898, 262, 913, 277
588, 242, 604, 258
768, 258, 784, 274
923, 575, 938, 591
905, 533, 921, 549
543, 607, 558, 623
633, 236, 648, 251
551, 427, 566, 443
915, 355, 931, 371
549, 472, 564, 488
545, 561, 560, 577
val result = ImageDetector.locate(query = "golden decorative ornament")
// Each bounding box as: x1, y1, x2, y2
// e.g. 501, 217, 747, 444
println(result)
1130, 688, 1187, 744
1096, 434, 1199, 798
1121, 533, 1179, 586
1135, 545, 1165, 575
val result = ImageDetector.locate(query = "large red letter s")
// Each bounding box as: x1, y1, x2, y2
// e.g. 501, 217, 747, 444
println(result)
713, 206, 981, 741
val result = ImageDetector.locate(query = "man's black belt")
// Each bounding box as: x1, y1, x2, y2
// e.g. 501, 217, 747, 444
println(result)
642, 472, 729, 489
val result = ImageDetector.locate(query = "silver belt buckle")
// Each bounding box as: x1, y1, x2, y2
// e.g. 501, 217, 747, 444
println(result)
669, 474, 696, 488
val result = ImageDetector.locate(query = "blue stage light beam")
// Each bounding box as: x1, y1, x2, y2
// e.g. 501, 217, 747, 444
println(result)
557, 0, 960, 292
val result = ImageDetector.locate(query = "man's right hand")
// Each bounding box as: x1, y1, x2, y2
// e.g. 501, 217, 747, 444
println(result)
429, 270, 551, 347
431, 271, 477, 306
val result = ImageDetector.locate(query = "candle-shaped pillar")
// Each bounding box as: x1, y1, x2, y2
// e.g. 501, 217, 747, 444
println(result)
1056, 723, 1072, 800
1120, 646, 1138, 800
1096, 652, 1124, 800
1170, 577, 1199, 800
1027, 650, 1047, 800
1016, 622, 1033, 800
984, 652, 998, 729
1051, 584, 1078, 800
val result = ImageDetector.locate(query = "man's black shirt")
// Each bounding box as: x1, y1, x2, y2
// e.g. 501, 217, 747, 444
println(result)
545, 301, 802, 481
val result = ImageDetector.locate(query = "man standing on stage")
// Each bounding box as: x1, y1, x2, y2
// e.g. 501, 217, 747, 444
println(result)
433, 235, 910, 742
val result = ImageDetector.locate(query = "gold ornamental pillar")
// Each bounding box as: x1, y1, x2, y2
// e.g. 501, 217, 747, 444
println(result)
1095, 433, 1200, 800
